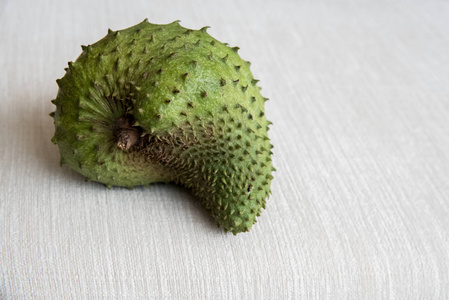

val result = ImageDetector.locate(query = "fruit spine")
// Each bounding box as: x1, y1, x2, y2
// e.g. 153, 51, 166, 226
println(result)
50, 19, 275, 234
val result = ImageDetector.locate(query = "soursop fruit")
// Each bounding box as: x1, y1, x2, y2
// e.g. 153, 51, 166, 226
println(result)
50, 19, 275, 234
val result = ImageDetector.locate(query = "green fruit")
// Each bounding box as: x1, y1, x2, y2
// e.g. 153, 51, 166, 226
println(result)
50, 19, 275, 234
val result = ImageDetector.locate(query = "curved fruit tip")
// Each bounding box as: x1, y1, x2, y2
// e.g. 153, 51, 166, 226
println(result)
221, 54, 229, 63
81, 45, 92, 55
200, 26, 211, 33
251, 79, 260, 85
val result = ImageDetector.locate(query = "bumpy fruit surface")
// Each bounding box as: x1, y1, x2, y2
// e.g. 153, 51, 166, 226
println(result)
50, 19, 275, 234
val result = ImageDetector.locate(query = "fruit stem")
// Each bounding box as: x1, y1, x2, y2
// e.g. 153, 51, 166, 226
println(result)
113, 116, 141, 150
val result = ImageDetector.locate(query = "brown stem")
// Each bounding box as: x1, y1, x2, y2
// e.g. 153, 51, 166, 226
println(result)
113, 116, 141, 150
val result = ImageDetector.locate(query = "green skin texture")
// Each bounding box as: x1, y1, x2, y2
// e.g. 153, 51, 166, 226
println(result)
51, 20, 274, 234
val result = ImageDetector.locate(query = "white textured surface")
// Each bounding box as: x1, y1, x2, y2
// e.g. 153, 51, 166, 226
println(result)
1, 0, 449, 298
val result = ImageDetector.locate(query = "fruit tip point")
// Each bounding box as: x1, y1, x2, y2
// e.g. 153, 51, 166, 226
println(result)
200, 26, 210, 33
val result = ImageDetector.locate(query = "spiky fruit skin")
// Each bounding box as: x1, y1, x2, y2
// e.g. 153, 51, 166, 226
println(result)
51, 20, 275, 234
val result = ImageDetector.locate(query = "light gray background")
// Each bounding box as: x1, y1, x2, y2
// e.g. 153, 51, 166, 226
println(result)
1, 0, 449, 299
